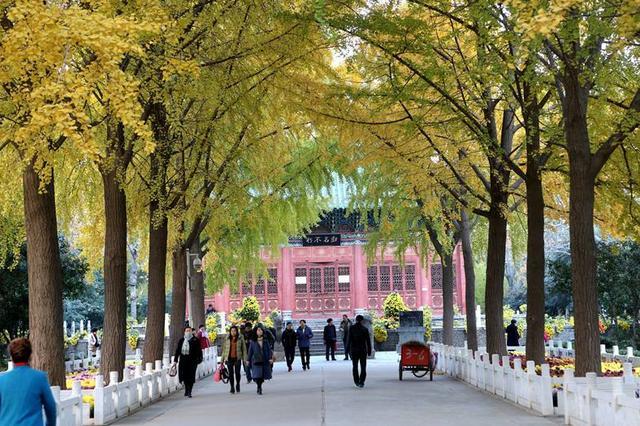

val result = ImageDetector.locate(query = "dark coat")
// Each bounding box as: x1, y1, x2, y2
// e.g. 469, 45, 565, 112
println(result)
323, 324, 337, 343
347, 322, 372, 356
506, 323, 520, 346
174, 336, 203, 384
340, 318, 352, 341
248, 339, 273, 380
296, 326, 313, 348
282, 328, 297, 349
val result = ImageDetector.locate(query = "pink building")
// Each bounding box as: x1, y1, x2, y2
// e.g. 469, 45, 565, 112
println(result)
207, 235, 466, 320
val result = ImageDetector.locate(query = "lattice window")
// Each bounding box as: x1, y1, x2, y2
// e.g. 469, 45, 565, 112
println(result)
380, 265, 391, 291
367, 266, 378, 291
309, 268, 322, 293
324, 267, 336, 292
267, 268, 278, 294
295, 268, 307, 293
242, 275, 252, 295
338, 266, 350, 292
255, 277, 265, 295
392, 265, 403, 291
405, 265, 416, 290
431, 264, 443, 289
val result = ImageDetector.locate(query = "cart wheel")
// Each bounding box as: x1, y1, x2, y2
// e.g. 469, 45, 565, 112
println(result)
399, 365, 403, 381
412, 369, 428, 378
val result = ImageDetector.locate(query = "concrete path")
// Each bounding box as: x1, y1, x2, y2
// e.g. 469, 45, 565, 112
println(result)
116, 353, 560, 426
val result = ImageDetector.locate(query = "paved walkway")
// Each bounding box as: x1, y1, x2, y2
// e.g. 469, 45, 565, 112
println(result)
116, 353, 560, 426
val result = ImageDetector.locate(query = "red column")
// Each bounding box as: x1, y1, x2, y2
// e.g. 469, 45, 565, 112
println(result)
214, 291, 224, 312
352, 245, 368, 313
280, 247, 294, 312
420, 252, 432, 309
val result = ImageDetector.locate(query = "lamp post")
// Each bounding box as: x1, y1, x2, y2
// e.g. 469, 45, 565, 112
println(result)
185, 248, 203, 328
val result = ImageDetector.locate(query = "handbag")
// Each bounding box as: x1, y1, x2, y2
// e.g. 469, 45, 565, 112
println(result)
214, 364, 222, 382
169, 363, 177, 377
215, 363, 229, 383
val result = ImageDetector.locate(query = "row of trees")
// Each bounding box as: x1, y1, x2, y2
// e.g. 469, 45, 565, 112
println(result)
307, 0, 640, 375
0, 1, 337, 387
1, 0, 638, 386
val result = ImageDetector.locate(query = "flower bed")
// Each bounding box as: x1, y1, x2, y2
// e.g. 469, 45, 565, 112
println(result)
66, 363, 141, 390
497, 354, 640, 377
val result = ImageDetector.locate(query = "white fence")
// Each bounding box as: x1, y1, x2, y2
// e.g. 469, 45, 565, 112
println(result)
8, 346, 217, 426
91, 346, 217, 425
430, 343, 640, 426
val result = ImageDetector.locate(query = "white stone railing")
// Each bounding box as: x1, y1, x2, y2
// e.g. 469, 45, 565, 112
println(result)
65, 351, 100, 373
430, 343, 640, 425
91, 346, 217, 425
543, 341, 640, 367
7, 346, 217, 426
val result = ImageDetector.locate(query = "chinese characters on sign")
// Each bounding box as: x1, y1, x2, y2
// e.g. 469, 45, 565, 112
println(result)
302, 233, 341, 246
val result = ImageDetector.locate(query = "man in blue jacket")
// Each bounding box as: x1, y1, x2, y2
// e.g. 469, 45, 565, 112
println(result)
296, 319, 314, 370
323, 318, 337, 361
0, 338, 57, 426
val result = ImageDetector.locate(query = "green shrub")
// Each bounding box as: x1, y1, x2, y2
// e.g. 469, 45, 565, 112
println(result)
373, 323, 388, 343
382, 292, 409, 320
206, 314, 218, 342
238, 296, 261, 322
423, 306, 432, 341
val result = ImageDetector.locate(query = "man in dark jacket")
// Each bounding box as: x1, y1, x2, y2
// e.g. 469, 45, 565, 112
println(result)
296, 319, 314, 370
242, 322, 253, 382
505, 319, 520, 347
323, 318, 337, 361
282, 322, 297, 371
348, 315, 372, 388
340, 315, 352, 360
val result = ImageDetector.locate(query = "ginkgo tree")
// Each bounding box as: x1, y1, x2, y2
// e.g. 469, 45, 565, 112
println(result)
0, 0, 160, 387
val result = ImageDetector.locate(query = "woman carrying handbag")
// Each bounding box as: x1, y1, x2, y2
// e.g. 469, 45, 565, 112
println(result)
221, 325, 247, 394
247, 325, 275, 395
173, 326, 203, 398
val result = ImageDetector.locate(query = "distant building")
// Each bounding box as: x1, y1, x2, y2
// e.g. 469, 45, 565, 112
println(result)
206, 210, 467, 319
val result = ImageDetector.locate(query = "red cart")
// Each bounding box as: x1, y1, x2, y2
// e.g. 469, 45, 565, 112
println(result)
398, 342, 436, 381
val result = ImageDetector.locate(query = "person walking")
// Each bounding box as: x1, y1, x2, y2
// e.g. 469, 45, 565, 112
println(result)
0, 338, 56, 426
296, 319, 313, 370
196, 324, 210, 350
323, 318, 337, 361
221, 325, 247, 394
242, 321, 254, 383
173, 326, 203, 397
348, 315, 372, 388
247, 326, 274, 395
340, 315, 352, 360
281, 322, 297, 371
89, 327, 100, 358
206, 304, 216, 316
505, 319, 521, 347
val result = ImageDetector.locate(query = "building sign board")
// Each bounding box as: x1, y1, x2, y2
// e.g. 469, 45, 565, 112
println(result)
302, 233, 341, 246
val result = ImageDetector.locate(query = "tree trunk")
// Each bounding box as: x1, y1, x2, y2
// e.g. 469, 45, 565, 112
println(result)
460, 209, 478, 352
143, 199, 167, 365
484, 208, 508, 356
520, 77, 547, 365
189, 237, 205, 330
169, 245, 187, 356
100, 169, 128, 382
128, 244, 139, 322
22, 163, 65, 388
564, 76, 601, 375
525, 154, 546, 365
483, 108, 513, 357
442, 251, 455, 346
